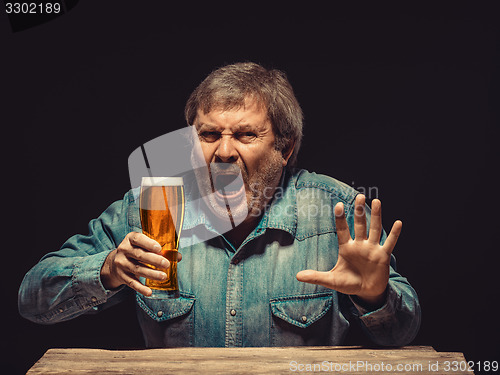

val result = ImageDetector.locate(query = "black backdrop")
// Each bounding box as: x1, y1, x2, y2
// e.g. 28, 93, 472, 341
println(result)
1, 2, 499, 374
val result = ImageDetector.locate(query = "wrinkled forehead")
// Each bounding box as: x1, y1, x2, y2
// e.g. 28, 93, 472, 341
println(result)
197, 94, 268, 119
194, 99, 271, 133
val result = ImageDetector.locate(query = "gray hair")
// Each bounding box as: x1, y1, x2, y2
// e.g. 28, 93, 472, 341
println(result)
184, 62, 303, 166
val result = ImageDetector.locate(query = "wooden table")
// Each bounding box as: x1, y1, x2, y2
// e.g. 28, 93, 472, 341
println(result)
27, 346, 474, 374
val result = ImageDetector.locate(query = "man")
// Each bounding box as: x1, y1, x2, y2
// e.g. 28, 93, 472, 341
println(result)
19, 62, 420, 347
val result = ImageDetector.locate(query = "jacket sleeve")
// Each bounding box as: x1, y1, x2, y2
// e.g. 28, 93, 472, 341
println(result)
346, 198, 421, 346
18, 192, 135, 324
349, 258, 421, 346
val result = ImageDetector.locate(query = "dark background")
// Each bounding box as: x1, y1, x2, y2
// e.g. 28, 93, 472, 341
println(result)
1, 2, 499, 374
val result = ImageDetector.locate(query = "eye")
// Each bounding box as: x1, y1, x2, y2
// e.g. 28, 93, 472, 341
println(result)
199, 131, 220, 142
235, 132, 257, 143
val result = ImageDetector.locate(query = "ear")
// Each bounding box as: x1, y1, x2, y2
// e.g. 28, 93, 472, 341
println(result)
281, 140, 296, 167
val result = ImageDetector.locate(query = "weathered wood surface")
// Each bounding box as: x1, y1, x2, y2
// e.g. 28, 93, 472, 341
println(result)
27, 346, 474, 374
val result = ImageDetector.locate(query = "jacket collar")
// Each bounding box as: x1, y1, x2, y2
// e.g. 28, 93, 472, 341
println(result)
257, 168, 298, 237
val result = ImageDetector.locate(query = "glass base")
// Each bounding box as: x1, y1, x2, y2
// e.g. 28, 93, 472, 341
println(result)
149, 288, 180, 299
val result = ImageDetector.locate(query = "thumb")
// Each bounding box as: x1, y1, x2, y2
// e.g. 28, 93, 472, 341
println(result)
296, 269, 336, 289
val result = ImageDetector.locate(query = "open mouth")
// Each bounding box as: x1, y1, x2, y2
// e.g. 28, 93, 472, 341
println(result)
214, 173, 245, 199
214, 173, 239, 191
210, 166, 246, 202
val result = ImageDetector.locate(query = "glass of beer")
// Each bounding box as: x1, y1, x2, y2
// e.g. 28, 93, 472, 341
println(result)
140, 177, 185, 298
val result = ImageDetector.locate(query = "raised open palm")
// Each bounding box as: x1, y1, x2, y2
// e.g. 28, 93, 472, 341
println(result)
296, 194, 402, 306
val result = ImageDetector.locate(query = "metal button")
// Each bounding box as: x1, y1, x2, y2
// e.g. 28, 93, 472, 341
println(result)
230, 309, 236, 316
58, 308, 64, 313
157, 310, 164, 317
91, 296, 97, 303
301, 315, 307, 323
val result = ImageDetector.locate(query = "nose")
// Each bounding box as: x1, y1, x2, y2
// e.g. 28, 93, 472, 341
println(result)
214, 134, 238, 163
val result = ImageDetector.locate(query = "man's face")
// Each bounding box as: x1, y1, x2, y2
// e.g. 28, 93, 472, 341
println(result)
193, 98, 286, 225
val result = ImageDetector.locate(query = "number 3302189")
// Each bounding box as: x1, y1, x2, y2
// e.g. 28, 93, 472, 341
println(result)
5, 3, 61, 14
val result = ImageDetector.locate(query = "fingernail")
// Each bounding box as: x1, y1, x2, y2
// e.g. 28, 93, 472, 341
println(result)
154, 244, 162, 252
161, 260, 170, 269
160, 272, 167, 280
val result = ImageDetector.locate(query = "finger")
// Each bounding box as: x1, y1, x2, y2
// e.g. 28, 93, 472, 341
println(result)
382, 220, 403, 254
334, 202, 352, 246
125, 259, 168, 281
296, 270, 329, 285
354, 194, 367, 240
126, 247, 171, 270
368, 199, 383, 244
296, 270, 343, 291
127, 232, 162, 253
119, 271, 153, 297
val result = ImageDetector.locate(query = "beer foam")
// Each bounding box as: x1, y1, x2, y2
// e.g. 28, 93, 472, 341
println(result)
141, 177, 184, 186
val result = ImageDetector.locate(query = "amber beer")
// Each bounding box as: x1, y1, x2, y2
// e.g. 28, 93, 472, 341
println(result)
140, 177, 185, 298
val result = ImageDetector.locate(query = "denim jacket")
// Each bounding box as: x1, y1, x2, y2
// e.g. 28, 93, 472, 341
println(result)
19, 169, 420, 347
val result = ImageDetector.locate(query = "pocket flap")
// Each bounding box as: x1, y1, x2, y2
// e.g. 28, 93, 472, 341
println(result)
136, 292, 195, 322
270, 292, 332, 328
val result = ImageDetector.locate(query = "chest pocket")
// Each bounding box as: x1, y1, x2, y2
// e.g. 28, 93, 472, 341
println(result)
270, 292, 334, 346
136, 292, 195, 347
